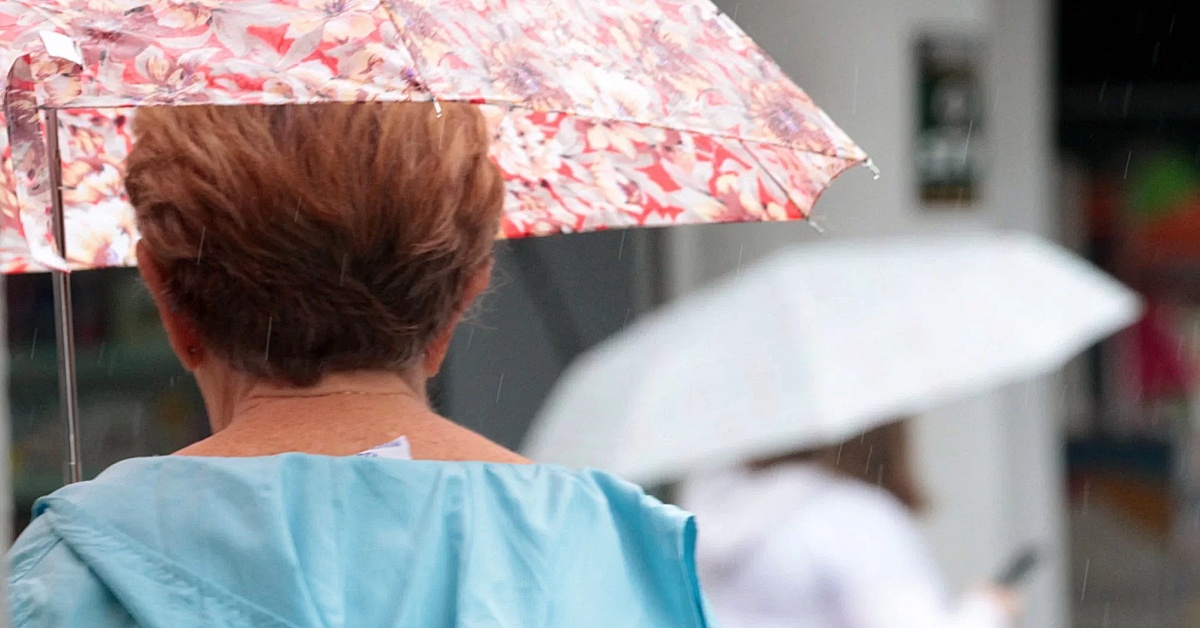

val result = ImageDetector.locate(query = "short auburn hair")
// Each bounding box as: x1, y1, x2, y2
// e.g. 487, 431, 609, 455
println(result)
125, 102, 504, 386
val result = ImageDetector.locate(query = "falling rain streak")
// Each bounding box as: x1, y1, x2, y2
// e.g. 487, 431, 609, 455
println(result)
265, 316, 273, 361
1080, 559, 1090, 602
851, 65, 859, 115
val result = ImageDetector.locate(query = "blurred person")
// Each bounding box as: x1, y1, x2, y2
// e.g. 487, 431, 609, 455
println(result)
679, 419, 1020, 628
7, 103, 711, 627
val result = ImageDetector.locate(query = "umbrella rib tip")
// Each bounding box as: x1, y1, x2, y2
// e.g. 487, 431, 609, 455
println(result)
863, 159, 881, 180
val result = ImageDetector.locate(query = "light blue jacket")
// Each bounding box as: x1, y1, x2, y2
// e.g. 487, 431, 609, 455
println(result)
8, 455, 712, 627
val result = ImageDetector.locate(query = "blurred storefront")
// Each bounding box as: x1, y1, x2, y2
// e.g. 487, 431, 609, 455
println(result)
1059, 3, 1200, 625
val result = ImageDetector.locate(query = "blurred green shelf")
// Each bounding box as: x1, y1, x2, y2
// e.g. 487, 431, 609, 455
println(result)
9, 339, 181, 388
10, 339, 191, 508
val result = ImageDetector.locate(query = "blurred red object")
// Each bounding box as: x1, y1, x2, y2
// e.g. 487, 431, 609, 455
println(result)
1131, 301, 1196, 400
1129, 196, 1200, 262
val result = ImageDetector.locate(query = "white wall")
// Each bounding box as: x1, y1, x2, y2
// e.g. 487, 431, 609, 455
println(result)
671, 0, 1065, 626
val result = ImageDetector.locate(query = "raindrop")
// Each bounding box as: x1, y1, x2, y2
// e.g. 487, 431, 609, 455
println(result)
96, 341, 106, 364
1170, 14, 1177, 35
132, 411, 143, 444
623, 308, 631, 327
495, 373, 504, 402
1152, 41, 1161, 67
851, 65, 859, 115
1079, 559, 1090, 601
1124, 150, 1133, 180
465, 327, 476, 351
1098, 80, 1107, 103
1122, 83, 1133, 116
196, 226, 206, 265
264, 316, 273, 361
29, 328, 37, 360
617, 231, 626, 260
294, 200, 301, 222
963, 120, 973, 165
735, 245, 744, 275
339, 253, 350, 286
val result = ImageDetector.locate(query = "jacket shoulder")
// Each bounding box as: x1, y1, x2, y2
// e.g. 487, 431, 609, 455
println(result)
8, 517, 137, 627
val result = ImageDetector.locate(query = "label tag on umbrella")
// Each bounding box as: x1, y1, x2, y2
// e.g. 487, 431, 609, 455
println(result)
38, 31, 83, 66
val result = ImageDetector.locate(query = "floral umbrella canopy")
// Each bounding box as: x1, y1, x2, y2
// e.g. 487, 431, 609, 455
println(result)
1, 0, 867, 274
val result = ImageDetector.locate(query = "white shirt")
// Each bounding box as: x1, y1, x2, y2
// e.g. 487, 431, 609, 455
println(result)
678, 463, 1008, 628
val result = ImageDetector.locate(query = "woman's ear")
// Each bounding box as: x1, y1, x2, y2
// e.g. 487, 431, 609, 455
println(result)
422, 260, 492, 376
136, 241, 206, 370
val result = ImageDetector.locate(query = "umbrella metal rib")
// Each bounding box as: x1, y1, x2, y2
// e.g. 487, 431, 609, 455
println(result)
45, 109, 83, 485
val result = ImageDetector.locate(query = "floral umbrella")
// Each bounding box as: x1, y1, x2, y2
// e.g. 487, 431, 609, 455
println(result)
1, 0, 867, 482
2, 0, 867, 273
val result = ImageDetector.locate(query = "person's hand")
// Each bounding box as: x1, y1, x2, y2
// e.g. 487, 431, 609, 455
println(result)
979, 585, 1023, 619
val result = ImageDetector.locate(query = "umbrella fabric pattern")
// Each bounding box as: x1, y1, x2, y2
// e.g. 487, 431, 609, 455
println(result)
523, 233, 1143, 486
0, 0, 867, 273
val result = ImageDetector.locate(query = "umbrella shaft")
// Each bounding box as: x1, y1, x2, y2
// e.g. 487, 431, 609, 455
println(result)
46, 110, 82, 485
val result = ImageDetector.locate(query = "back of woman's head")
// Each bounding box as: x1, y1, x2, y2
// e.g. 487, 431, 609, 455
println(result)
125, 102, 504, 386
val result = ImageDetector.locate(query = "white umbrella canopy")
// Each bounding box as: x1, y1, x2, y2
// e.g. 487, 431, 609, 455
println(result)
522, 232, 1142, 485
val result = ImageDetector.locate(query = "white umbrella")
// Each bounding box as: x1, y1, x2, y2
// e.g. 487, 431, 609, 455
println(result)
522, 232, 1142, 485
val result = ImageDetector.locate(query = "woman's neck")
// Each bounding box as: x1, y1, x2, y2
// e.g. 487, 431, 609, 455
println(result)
175, 371, 527, 464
